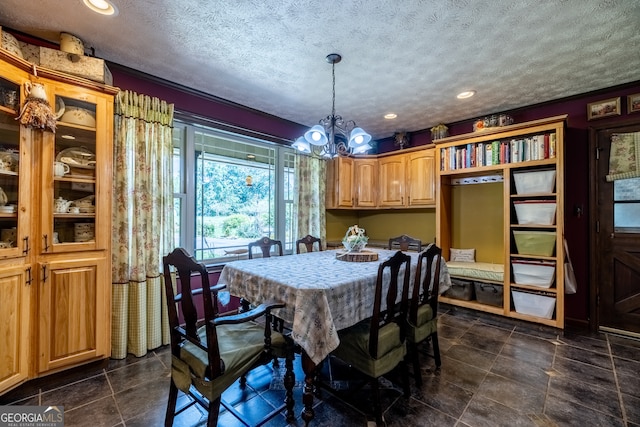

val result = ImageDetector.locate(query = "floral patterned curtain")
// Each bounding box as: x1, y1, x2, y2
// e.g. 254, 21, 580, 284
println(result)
295, 155, 326, 247
607, 132, 640, 181
111, 90, 174, 359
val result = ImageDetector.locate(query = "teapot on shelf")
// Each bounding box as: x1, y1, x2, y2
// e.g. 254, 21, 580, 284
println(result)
24, 81, 48, 100
54, 197, 72, 213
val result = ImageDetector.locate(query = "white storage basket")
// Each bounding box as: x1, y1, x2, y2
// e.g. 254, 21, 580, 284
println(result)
513, 170, 556, 195
512, 290, 556, 319
514, 201, 556, 225
512, 260, 556, 288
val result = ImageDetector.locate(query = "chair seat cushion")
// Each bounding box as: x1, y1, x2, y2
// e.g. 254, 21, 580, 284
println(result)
407, 304, 437, 344
174, 321, 285, 401
332, 320, 406, 378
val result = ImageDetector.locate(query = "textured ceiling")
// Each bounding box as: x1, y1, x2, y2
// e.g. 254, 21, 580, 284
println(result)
1, 0, 639, 140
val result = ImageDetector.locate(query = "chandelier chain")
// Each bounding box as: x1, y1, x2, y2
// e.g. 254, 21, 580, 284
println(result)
331, 61, 336, 118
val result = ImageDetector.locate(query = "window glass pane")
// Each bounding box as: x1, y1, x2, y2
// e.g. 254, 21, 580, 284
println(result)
194, 130, 277, 261
614, 203, 640, 232
614, 177, 640, 232
614, 177, 640, 201
173, 198, 182, 248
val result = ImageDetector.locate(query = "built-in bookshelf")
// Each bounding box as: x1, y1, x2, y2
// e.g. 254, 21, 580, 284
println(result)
435, 115, 567, 328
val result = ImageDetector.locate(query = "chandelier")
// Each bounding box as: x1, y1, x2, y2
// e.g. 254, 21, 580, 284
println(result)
292, 54, 372, 158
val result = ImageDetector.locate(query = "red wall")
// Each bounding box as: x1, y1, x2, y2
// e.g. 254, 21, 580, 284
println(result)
111, 63, 640, 325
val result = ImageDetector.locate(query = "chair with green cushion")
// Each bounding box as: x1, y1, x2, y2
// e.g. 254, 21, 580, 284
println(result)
388, 234, 423, 252
295, 234, 323, 254
407, 244, 443, 386
162, 248, 295, 427
330, 250, 412, 426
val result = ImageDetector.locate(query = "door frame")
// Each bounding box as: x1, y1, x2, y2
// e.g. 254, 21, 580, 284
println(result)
588, 117, 640, 332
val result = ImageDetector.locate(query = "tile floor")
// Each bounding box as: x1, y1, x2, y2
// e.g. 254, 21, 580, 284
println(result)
2, 305, 640, 427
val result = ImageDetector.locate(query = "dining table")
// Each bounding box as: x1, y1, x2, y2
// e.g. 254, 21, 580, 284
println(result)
218, 247, 451, 425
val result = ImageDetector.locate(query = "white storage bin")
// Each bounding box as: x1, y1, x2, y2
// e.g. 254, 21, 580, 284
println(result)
513, 170, 556, 195
512, 290, 556, 319
514, 201, 556, 225
512, 260, 556, 288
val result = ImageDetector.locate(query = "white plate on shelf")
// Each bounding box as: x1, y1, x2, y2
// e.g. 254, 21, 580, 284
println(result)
56, 147, 96, 169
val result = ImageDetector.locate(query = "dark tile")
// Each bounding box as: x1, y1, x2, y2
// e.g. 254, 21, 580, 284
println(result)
552, 355, 617, 390
467, 322, 513, 342
436, 336, 454, 353
623, 392, 640, 426
107, 354, 170, 394
559, 332, 610, 353
613, 356, 640, 378
114, 375, 169, 422
434, 355, 488, 392
217, 393, 286, 427
491, 355, 551, 391
460, 394, 539, 427
63, 395, 121, 427
443, 343, 497, 371
555, 344, 613, 370
544, 394, 625, 427
610, 342, 640, 361
513, 323, 560, 340
505, 331, 558, 355
40, 373, 111, 411
438, 312, 476, 330
457, 330, 507, 354
499, 342, 554, 369
411, 375, 473, 418
385, 397, 457, 427
607, 334, 640, 350
617, 371, 640, 399
476, 373, 546, 414
4, 394, 39, 406
438, 323, 467, 340
305, 394, 368, 427
548, 376, 622, 418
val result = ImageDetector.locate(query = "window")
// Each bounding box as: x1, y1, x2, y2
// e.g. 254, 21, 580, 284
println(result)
614, 177, 640, 233
173, 119, 296, 263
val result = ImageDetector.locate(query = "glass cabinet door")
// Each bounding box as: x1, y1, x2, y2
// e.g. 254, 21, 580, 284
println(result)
43, 84, 106, 253
0, 75, 28, 258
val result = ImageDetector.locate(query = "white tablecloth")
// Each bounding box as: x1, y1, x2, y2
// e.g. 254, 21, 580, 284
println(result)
219, 248, 450, 364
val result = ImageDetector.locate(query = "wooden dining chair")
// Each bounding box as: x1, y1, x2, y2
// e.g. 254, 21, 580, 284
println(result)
330, 250, 412, 426
248, 236, 283, 259
162, 248, 295, 427
388, 234, 423, 252
295, 234, 323, 254
406, 244, 442, 386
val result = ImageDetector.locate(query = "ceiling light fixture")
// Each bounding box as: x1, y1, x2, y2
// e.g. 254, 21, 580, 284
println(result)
292, 53, 372, 158
83, 0, 118, 16
457, 90, 476, 99
384, 113, 398, 120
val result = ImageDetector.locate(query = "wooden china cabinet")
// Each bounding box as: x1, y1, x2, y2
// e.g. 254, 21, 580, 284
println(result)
0, 50, 117, 394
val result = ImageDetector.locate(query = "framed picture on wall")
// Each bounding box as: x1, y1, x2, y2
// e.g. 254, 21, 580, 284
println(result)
587, 97, 621, 120
628, 93, 640, 114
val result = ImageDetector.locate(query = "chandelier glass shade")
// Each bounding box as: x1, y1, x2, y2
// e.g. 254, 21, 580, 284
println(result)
292, 54, 372, 158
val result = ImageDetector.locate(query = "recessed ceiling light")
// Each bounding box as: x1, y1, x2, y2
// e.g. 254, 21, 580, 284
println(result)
246, 154, 256, 159
83, 0, 118, 16
457, 91, 476, 99
384, 113, 397, 120
61, 134, 76, 140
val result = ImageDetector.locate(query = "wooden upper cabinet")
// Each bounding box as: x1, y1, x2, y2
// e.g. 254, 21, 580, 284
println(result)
378, 154, 406, 207
326, 156, 354, 208
406, 149, 435, 206
354, 159, 377, 207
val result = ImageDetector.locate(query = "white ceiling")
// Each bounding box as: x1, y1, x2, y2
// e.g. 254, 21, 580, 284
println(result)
1, 0, 639, 140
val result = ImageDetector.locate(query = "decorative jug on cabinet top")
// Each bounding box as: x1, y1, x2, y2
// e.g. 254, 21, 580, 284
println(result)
24, 81, 47, 100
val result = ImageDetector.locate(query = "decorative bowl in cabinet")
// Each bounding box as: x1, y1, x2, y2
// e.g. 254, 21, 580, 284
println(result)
60, 106, 96, 127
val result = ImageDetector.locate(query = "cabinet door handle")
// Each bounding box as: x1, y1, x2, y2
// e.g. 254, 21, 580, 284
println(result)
41, 265, 48, 283
22, 236, 29, 255
26, 267, 32, 286
43, 234, 49, 252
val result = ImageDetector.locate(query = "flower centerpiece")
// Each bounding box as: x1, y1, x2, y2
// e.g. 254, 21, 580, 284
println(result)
342, 225, 369, 253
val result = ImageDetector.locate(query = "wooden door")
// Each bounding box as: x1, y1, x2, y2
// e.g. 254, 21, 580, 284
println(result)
590, 122, 640, 335
38, 256, 108, 372
354, 159, 377, 207
378, 155, 406, 207
407, 149, 435, 206
0, 266, 31, 393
